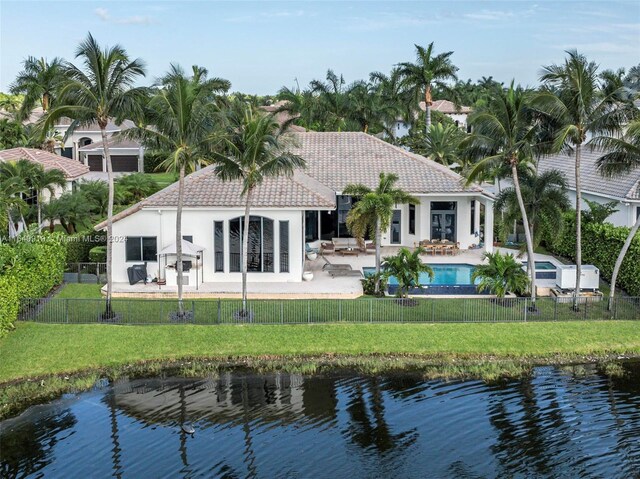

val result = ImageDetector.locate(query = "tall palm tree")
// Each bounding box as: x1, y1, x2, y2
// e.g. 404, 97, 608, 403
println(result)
536, 50, 632, 308
125, 64, 230, 314
397, 42, 458, 131
346, 80, 399, 134
213, 103, 305, 312
9, 56, 65, 121
29, 165, 67, 228
495, 169, 571, 249
463, 83, 540, 305
43, 33, 147, 317
343, 172, 419, 294
310, 69, 350, 131
0, 158, 40, 228
593, 118, 640, 310
370, 68, 412, 140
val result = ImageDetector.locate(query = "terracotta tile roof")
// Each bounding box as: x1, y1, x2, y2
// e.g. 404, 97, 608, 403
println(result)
78, 136, 142, 151
538, 148, 640, 201
291, 132, 484, 194
0, 147, 89, 179
419, 100, 472, 114
97, 131, 490, 229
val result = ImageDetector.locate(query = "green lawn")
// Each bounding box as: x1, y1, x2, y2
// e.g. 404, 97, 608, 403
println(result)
1, 320, 640, 383
144, 172, 178, 188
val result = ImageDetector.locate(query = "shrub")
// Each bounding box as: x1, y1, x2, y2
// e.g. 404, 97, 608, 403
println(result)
471, 251, 530, 297
361, 272, 387, 297
65, 232, 106, 263
88, 246, 107, 262
545, 214, 640, 296
0, 230, 66, 336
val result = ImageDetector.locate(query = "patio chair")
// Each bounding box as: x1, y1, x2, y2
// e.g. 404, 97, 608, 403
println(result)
305, 243, 319, 254
322, 263, 352, 271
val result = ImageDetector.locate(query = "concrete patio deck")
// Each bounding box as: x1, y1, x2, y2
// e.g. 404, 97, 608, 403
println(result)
106, 246, 563, 299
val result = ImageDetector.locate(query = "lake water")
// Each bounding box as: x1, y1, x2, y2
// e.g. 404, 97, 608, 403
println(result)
2, 363, 640, 478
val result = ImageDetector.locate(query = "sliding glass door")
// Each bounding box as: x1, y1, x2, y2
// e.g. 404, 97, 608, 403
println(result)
430, 202, 457, 242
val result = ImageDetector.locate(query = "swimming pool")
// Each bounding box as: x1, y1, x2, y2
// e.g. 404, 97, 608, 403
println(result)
363, 264, 481, 295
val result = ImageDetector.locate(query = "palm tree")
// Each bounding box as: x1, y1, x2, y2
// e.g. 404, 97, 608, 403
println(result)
343, 172, 419, 294
0, 158, 40, 228
370, 68, 411, 140
463, 83, 540, 306
346, 80, 399, 134
423, 123, 465, 169
213, 103, 305, 312
382, 246, 434, 298
115, 173, 160, 204
0, 176, 27, 238
29, 165, 66, 228
125, 64, 230, 314
536, 50, 632, 309
310, 69, 350, 131
397, 42, 459, 131
9, 56, 64, 121
471, 251, 530, 299
593, 118, 640, 310
43, 33, 147, 317
495, 169, 570, 249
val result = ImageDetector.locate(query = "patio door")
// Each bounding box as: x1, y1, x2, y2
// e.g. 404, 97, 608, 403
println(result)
391, 210, 401, 244
431, 213, 456, 241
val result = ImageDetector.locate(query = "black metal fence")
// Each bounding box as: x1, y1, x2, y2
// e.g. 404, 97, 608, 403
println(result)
18, 296, 640, 325
63, 263, 107, 284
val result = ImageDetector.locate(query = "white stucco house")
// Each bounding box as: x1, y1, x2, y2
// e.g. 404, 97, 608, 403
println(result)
96, 132, 494, 285
537, 149, 640, 228
393, 100, 473, 139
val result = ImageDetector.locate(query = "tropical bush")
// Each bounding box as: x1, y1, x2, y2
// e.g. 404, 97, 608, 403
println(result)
545, 214, 640, 296
361, 272, 387, 297
65, 232, 106, 263
471, 251, 530, 298
382, 247, 434, 298
0, 230, 66, 336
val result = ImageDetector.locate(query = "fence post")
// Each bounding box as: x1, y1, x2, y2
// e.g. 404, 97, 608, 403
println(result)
77, 263, 81, 283
307, 301, 311, 323
192, 301, 196, 323
339, 301, 343, 322
431, 300, 435, 323
280, 302, 284, 324
554, 298, 558, 321
524, 298, 528, 322
65, 299, 69, 323
217, 298, 221, 324
584, 298, 588, 321
369, 300, 373, 323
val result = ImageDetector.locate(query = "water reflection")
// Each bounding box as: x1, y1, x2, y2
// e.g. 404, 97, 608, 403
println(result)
1, 363, 640, 478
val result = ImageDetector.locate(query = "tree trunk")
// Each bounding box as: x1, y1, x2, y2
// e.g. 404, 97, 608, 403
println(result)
511, 162, 537, 305
176, 164, 185, 315
607, 214, 640, 311
49, 219, 55, 233
374, 219, 381, 294
425, 86, 432, 131
241, 187, 254, 312
37, 191, 42, 229
101, 127, 114, 316
42, 93, 49, 112
573, 144, 582, 310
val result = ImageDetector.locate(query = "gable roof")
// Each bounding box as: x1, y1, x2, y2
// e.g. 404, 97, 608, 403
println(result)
0, 147, 89, 179
537, 148, 640, 201
96, 131, 490, 229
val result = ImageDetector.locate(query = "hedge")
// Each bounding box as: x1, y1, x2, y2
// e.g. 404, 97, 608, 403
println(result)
545, 215, 640, 296
0, 231, 66, 336
88, 246, 107, 263
65, 232, 106, 263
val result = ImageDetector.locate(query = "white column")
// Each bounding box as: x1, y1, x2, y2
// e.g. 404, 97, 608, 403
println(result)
474, 199, 481, 236
419, 198, 430, 241
484, 199, 494, 253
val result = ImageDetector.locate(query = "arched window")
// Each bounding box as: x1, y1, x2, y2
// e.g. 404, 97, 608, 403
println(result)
229, 216, 274, 272
79, 137, 92, 147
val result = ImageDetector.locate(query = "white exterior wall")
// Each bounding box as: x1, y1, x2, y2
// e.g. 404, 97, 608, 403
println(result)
379, 195, 490, 249
566, 190, 638, 228
110, 207, 305, 284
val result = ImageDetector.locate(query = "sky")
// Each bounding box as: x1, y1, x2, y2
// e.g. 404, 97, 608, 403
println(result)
1, 0, 639, 95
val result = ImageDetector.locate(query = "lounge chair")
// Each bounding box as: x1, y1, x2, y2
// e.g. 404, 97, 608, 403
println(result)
328, 269, 363, 278
322, 263, 352, 271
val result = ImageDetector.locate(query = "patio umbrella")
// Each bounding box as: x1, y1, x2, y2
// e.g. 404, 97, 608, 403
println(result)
158, 239, 205, 290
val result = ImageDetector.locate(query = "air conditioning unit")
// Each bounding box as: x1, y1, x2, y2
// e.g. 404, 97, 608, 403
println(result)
555, 265, 599, 290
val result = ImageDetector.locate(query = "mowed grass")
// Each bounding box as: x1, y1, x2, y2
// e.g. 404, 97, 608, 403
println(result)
1, 320, 640, 383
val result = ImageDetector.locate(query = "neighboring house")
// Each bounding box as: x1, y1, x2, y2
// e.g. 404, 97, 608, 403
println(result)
96, 132, 494, 284
537, 149, 640, 228
0, 147, 89, 198
78, 137, 145, 172
53, 118, 145, 173
393, 100, 472, 139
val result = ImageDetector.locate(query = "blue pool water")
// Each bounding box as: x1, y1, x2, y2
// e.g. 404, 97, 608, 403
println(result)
363, 264, 480, 295
522, 261, 556, 270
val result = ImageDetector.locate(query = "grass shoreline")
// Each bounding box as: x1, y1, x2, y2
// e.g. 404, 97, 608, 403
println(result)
2, 352, 639, 421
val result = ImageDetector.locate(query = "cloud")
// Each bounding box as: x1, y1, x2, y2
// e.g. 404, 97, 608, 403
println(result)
94, 7, 152, 25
